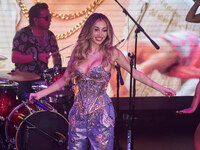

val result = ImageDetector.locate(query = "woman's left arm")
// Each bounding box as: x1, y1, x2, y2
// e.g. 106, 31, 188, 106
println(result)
113, 48, 176, 96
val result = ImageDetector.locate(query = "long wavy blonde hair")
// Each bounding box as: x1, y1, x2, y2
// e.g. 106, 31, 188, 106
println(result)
66, 13, 115, 82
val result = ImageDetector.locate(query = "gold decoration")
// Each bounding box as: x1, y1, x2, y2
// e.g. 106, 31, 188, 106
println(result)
17, 0, 29, 20
34, 0, 103, 21
17, 0, 104, 40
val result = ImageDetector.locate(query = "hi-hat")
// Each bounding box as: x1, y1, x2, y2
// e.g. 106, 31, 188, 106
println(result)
0, 55, 7, 61
0, 71, 40, 81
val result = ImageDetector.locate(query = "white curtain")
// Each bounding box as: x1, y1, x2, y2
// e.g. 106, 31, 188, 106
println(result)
0, 0, 20, 71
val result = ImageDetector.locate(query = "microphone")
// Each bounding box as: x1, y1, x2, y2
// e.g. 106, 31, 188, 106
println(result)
115, 64, 124, 85
114, 39, 125, 47
23, 92, 49, 111
150, 39, 160, 50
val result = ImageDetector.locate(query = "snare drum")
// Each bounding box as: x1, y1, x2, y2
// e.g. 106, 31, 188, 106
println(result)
43, 67, 66, 84
5, 102, 68, 150
0, 80, 18, 116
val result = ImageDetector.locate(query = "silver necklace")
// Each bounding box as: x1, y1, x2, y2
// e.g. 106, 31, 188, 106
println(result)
88, 50, 98, 56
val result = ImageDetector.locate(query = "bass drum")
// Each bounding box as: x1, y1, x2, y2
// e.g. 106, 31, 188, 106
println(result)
5, 102, 69, 150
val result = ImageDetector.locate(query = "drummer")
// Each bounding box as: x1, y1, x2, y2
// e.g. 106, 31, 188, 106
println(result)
11, 3, 62, 104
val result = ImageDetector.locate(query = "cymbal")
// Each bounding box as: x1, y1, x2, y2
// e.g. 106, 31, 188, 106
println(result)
0, 55, 7, 61
0, 71, 40, 81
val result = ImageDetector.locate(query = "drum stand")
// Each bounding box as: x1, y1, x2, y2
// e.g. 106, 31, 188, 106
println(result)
2, 117, 16, 150
0, 139, 7, 150
0, 116, 7, 150
7, 143, 16, 150
0, 129, 7, 150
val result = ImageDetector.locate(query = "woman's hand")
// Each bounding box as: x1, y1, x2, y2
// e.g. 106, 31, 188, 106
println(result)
28, 92, 40, 103
176, 107, 195, 114
159, 86, 176, 97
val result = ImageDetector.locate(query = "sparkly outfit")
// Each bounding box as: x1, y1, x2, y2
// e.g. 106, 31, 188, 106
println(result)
68, 65, 115, 150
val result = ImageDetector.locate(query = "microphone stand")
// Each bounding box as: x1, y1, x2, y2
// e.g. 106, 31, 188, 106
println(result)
114, 0, 160, 150
115, 0, 160, 49
115, 64, 124, 150
127, 53, 135, 150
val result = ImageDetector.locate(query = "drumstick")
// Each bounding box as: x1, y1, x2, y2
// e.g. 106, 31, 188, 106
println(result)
50, 44, 74, 57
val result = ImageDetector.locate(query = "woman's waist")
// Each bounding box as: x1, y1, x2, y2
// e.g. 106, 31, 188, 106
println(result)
74, 93, 111, 114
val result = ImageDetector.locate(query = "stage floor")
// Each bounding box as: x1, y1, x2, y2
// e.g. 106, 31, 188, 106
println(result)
114, 109, 199, 150
1, 96, 199, 150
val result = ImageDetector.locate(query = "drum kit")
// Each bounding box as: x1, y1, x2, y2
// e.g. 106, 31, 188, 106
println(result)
0, 56, 74, 150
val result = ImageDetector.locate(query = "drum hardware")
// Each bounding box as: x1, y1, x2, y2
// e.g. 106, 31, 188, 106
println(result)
22, 101, 36, 114
7, 142, 16, 150
0, 116, 7, 150
54, 69, 60, 82
54, 132, 66, 146
43, 67, 67, 84
0, 133, 7, 150
4, 115, 17, 150
45, 74, 52, 83
41, 99, 58, 112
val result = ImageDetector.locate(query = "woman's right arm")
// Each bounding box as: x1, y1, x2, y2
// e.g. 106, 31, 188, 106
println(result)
29, 67, 70, 100
30, 47, 77, 101
186, 0, 200, 23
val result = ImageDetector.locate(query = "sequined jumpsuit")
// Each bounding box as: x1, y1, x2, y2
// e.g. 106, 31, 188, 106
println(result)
68, 65, 115, 150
